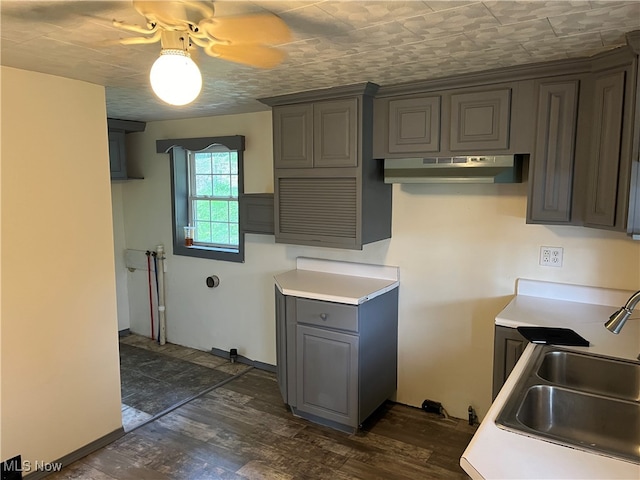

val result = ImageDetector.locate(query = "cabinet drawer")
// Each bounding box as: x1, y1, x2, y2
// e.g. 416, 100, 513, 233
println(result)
296, 298, 358, 333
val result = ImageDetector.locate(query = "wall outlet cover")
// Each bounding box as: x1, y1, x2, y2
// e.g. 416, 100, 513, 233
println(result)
539, 246, 563, 267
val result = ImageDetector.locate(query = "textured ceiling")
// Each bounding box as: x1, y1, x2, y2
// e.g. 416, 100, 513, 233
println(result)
1, 1, 639, 122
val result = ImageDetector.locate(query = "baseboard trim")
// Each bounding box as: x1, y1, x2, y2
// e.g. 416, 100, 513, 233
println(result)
24, 427, 124, 480
118, 328, 130, 337
209, 347, 276, 373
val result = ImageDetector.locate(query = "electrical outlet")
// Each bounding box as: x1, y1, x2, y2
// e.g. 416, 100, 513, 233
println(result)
540, 246, 563, 267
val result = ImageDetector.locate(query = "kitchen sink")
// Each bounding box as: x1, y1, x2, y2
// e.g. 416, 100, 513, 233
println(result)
537, 350, 640, 401
496, 346, 640, 464
516, 385, 640, 462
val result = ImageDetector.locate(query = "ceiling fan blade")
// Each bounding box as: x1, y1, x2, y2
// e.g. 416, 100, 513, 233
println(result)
119, 32, 163, 46
132, 0, 215, 30
202, 14, 291, 45
205, 44, 286, 69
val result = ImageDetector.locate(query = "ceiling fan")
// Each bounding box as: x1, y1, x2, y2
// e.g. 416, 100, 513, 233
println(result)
111, 0, 292, 105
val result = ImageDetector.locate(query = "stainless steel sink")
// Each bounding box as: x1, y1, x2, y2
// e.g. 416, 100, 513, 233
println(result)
537, 350, 640, 401
496, 346, 640, 464
516, 385, 639, 462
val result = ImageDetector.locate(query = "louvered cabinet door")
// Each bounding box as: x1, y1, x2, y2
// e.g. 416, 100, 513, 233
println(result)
275, 176, 360, 249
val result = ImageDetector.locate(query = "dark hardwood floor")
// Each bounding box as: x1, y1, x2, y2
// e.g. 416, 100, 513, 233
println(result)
47, 336, 476, 479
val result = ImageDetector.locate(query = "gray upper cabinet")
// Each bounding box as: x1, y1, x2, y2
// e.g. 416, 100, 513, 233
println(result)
449, 88, 511, 152
107, 118, 146, 180
314, 98, 358, 167
273, 104, 313, 169
260, 83, 392, 250
373, 81, 533, 159
274, 99, 357, 169
108, 129, 127, 180
388, 96, 440, 153
583, 65, 632, 229
524, 31, 639, 237
527, 79, 579, 224
581, 34, 639, 235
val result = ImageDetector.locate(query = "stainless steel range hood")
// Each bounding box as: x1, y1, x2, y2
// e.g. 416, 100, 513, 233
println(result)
383, 155, 523, 184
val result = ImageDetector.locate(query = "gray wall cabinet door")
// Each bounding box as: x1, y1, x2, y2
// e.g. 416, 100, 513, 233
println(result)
296, 324, 359, 427
492, 325, 528, 400
388, 96, 441, 153
584, 70, 627, 228
450, 88, 511, 151
528, 80, 579, 223
274, 104, 314, 168
313, 98, 359, 168
108, 129, 127, 180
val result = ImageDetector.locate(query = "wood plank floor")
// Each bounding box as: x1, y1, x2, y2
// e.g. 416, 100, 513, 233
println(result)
47, 337, 476, 479
119, 334, 252, 431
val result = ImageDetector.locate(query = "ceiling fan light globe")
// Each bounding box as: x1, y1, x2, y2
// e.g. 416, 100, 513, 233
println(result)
150, 50, 202, 106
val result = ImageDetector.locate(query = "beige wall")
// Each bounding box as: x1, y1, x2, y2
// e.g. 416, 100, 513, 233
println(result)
0, 67, 122, 468
120, 111, 640, 420
112, 183, 131, 332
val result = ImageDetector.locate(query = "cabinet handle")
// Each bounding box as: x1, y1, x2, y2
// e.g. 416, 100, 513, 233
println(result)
320, 313, 328, 320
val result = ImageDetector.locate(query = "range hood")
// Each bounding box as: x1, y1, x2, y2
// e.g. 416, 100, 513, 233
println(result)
384, 155, 523, 184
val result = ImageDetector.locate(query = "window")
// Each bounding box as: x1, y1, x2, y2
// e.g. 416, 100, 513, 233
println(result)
189, 149, 239, 248
157, 135, 245, 262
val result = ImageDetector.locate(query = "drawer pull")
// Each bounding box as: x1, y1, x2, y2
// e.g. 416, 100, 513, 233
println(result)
320, 313, 328, 320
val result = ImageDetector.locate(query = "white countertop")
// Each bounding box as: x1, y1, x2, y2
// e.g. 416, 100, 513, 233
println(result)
274, 257, 399, 305
461, 279, 640, 479
496, 295, 640, 362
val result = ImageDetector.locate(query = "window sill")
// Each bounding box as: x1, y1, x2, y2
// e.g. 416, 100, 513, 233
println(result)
173, 242, 244, 263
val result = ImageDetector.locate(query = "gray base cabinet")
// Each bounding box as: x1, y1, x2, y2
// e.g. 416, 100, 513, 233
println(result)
296, 324, 358, 426
275, 288, 398, 432
492, 325, 528, 400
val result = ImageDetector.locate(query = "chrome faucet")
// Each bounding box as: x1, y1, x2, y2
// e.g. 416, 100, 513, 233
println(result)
605, 290, 640, 334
